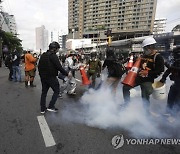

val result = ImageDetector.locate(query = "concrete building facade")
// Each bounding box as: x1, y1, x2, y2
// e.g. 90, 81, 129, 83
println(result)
0, 11, 17, 35
35, 25, 49, 51
68, 0, 157, 43
153, 18, 166, 34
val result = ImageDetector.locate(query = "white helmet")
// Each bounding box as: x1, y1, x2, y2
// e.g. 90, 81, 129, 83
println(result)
142, 37, 157, 48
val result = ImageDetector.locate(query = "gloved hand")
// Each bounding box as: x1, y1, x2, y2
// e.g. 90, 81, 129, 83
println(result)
58, 73, 65, 80
159, 78, 166, 83
139, 70, 148, 77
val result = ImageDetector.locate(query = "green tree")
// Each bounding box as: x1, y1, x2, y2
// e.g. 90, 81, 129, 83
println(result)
1, 30, 23, 53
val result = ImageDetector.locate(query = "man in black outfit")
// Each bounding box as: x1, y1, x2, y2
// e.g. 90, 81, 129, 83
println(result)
5, 52, 13, 81
38, 42, 69, 114
102, 48, 126, 94
160, 46, 180, 115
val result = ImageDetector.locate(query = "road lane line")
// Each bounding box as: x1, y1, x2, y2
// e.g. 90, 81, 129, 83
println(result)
37, 116, 56, 147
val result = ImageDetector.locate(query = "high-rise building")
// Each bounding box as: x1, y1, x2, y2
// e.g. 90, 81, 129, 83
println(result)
0, 11, 17, 35
35, 25, 49, 51
62, 35, 67, 49
153, 18, 166, 34
68, 0, 157, 42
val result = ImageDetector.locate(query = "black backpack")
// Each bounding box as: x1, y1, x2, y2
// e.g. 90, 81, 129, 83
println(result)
108, 60, 125, 78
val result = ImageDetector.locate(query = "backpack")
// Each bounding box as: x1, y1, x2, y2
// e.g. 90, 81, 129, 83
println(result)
108, 60, 125, 77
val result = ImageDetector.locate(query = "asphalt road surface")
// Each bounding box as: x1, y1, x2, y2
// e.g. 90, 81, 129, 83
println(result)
0, 66, 180, 154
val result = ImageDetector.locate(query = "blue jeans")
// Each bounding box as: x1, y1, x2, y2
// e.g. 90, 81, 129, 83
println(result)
40, 77, 60, 111
12, 65, 22, 82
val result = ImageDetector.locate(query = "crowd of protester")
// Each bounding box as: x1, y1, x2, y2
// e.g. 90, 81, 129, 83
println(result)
1, 37, 180, 118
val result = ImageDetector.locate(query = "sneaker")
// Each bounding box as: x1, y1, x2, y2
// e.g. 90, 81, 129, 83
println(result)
41, 110, 46, 114
40, 107, 47, 114
47, 107, 58, 112
71, 91, 76, 95
58, 93, 63, 99
41, 109, 47, 114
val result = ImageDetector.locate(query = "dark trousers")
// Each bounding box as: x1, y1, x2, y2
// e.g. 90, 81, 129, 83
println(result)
87, 71, 97, 88
40, 77, 60, 111
8, 65, 13, 80
123, 81, 153, 107
167, 83, 180, 109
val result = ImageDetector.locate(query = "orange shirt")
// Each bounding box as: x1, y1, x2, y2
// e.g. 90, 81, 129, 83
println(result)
25, 53, 37, 71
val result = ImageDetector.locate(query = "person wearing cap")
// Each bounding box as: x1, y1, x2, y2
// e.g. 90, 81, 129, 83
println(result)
160, 46, 180, 116
123, 37, 164, 109
38, 41, 70, 114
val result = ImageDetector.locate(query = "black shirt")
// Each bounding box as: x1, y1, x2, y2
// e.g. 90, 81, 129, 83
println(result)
38, 51, 68, 79
103, 57, 125, 78
138, 53, 164, 83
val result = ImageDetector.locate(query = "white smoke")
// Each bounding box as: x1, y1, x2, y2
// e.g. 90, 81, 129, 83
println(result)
61, 77, 180, 138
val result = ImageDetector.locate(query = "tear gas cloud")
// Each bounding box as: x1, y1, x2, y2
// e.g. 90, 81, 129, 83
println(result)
61, 77, 180, 138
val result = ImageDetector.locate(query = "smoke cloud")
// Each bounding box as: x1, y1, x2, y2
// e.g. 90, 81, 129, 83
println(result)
61, 78, 180, 138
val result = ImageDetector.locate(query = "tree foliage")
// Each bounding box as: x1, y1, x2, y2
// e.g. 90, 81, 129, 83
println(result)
1, 30, 23, 53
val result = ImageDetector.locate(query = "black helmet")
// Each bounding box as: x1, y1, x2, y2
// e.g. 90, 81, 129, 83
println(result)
49, 41, 60, 50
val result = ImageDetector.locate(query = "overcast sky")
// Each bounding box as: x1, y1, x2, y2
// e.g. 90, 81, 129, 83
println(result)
1, 0, 180, 50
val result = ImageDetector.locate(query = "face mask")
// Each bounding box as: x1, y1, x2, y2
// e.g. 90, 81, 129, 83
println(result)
143, 48, 151, 55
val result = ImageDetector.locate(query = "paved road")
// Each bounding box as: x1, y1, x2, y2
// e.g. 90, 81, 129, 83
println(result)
0, 66, 180, 154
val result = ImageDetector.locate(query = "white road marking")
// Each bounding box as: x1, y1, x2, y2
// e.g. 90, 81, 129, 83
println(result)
37, 116, 56, 147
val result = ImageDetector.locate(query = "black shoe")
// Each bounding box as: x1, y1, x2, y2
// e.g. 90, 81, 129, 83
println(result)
8, 77, 13, 81
41, 109, 47, 114
41, 110, 46, 114
47, 107, 58, 112
58, 93, 63, 99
